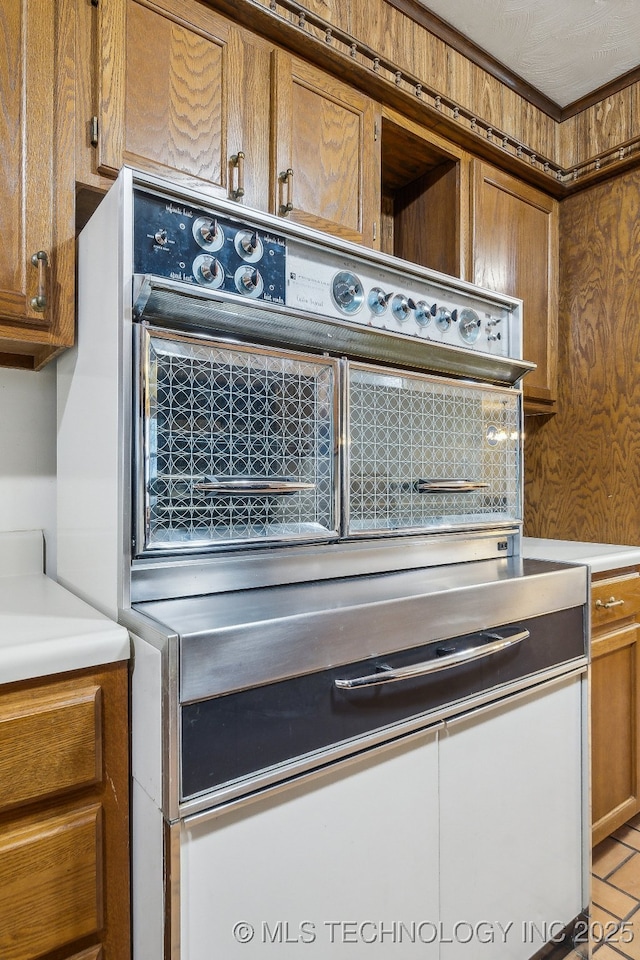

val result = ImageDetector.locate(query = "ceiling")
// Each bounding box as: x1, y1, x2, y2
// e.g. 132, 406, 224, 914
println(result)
414, 0, 640, 108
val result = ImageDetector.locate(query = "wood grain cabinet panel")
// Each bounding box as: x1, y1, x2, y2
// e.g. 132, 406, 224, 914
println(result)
591, 569, 640, 845
272, 52, 380, 244
95, 0, 272, 209
0, 681, 101, 812
0, 805, 102, 960
471, 160, 559, 414
0, 663, 129, 960
0, 0, 74, 369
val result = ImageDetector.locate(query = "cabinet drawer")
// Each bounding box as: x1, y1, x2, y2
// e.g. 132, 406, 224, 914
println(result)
0, 805, 102, 960
592, 573, 640, 631
0, 680, 102, 811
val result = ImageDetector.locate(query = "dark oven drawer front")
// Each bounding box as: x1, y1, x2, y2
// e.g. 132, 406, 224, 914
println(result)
347, 363, 522, 536
180, 606, 585, 803
135, 327, 339, 554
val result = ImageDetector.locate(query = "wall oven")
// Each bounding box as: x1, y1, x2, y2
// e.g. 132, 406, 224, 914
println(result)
57, 168, 589, 960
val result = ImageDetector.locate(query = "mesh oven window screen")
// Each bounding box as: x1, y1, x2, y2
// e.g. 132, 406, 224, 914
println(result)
143, 332, 336, 549
347, 365, 521, 533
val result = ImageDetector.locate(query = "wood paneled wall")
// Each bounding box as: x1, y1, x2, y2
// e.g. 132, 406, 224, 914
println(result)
524, 167, 640, 543
236, 0, 640, 188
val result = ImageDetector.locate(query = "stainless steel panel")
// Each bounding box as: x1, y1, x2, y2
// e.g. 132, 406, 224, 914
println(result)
130, 528, 521, 602
132, 557, 588, 702
133, 277, 535, 386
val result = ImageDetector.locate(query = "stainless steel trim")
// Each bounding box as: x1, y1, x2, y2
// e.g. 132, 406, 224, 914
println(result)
415, 479, 490, 493
131, 558, 588, 702
130, 528, 521, 601
334, 627, 529, 688
133, 276, 534, 386
193, 478, 316, 495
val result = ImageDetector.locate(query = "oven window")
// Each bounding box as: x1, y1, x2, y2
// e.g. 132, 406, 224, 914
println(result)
138, 329, 337, 552
347, 364, 521, 534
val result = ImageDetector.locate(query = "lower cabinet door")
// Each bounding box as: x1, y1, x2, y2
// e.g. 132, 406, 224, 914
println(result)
179, 728, 440, 958
439, 674, 585, 959
0, 804, 102, 960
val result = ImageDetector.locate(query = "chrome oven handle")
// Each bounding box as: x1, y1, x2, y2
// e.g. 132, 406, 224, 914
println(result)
193, 478, 316, 495
414, 479, 490, 493
334, 628, 530, 689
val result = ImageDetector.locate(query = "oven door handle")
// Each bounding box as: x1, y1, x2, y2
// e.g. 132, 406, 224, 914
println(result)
334, 627, 530, 689
193, 478, 316, 495
414, 479, 490, 493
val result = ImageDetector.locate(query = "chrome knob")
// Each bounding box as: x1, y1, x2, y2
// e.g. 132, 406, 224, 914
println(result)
368, 287, 392, 315
331, 271, 364, 314
458, 308, 481, 344
435, 307, 452, 331
240, 267, 260, 291
154, 229, 168, 245
488, 332, 502, 342
193, 216, 224, 251
235, 229, 263, 262
414, 300, 431, 327
193, 254, 224, 288
199, 257, 222, 284
391, 294, 415, 323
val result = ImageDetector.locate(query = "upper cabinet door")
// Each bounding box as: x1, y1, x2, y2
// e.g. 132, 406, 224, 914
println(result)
272, 52, 380, 245
471, 161, 559, 414
96, 0, 271, 209
0, 0, 74, 369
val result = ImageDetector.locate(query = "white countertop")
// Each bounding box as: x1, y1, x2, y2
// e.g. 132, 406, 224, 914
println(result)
522, 537, 640, 574
0, 530, 130, 685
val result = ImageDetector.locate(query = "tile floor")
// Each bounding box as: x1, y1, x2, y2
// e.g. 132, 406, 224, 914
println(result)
570, 813, 640, 959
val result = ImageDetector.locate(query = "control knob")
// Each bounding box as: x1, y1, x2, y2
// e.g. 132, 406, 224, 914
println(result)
193, 216, 224, 251
458, 308, 482, 344
332, 271, 364, 315
234, 229, 263, 262
193, 254, 224, 288
414, 300, 431, 327
431, 304, 458, 332
367, 287, 392, 315
154, 229, 168, 246
391, 294, 416, 323
235, 265, 264, 297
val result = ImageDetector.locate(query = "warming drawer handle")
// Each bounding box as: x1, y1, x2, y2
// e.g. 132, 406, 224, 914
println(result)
334, 628, 530, 690
193, 477, 316, 495
414, 479, 490, 493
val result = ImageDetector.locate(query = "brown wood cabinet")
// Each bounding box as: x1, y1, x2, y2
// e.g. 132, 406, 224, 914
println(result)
272, 51, 379, 244
0, 662, 130, 960
471, 161, 559, 414
591, 569, 640, 845
0, 0, 75, 370
85, 0, 379, 243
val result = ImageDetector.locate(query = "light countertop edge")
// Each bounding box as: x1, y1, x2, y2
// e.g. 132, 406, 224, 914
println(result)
522, 537, 640, 574
0, 530, 130, 686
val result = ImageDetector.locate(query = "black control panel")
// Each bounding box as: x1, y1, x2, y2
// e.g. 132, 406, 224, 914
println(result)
133, 190, 287, 305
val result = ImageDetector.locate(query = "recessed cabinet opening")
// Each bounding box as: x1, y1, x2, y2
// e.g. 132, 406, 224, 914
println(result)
381, 117, 460, 277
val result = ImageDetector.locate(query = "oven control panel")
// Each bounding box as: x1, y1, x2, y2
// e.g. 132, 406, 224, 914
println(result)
133, 190, 288, 305
133, 188, 520, 360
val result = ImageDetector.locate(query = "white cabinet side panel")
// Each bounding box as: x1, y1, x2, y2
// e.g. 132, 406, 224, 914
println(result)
132, 780, 166, 960
180, 729, 440, 958
57, 177, 125, 619
131, 633, 164, 807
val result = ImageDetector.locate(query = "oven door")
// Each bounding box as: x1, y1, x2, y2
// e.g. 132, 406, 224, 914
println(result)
346, 362, 522, 536
134, 325, 339, 555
